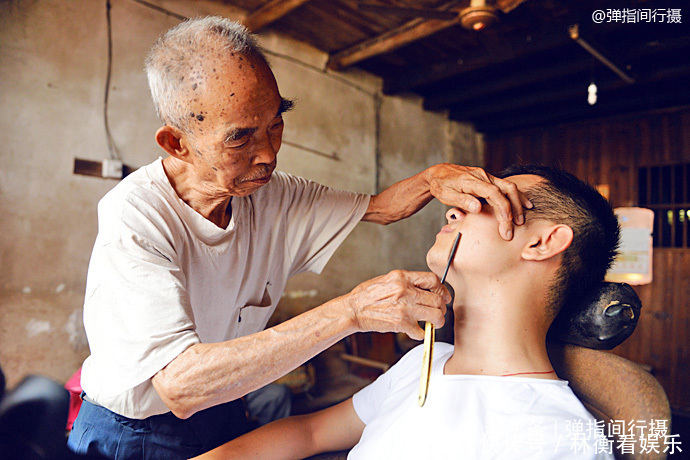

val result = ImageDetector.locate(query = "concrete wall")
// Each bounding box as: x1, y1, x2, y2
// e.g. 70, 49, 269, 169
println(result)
0, 0, 483, 388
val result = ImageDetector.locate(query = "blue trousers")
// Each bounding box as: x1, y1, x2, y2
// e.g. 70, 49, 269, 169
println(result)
67, 395, 248, 460
245, 383, 292, 427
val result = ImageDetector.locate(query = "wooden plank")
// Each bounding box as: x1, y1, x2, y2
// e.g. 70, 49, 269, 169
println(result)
73, 158, 103, 178
244, 0, 314, 32
494, 0, 529, 13
468, 79, 690, 133
423, 56, 594, 111
356, 3, 458, 21
675, 252, 690, 411
327, 2, 464, 70
383, 28, 570, 93
73, 158, 135, 179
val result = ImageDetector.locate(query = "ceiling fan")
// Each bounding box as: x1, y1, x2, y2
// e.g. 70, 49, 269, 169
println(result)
356, 0, 525, 31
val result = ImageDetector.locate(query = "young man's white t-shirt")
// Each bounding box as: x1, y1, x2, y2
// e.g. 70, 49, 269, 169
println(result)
351, 343, 615, 459
80, 158, 369, 419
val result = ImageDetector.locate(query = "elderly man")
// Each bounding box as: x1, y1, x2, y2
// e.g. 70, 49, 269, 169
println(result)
67, 16, 530, 460
194, 165, 620, 460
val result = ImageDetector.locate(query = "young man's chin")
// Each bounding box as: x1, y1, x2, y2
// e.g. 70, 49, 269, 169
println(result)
425, 250, 445, 278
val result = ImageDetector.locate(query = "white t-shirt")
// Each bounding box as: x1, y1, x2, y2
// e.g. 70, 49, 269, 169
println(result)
80, 158, 369, 419
351, 343, 615, 460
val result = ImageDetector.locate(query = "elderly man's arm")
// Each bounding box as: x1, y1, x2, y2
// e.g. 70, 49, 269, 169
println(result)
153, 270, 449, 419
363, 163, 532, 240
190, 398, 363, 460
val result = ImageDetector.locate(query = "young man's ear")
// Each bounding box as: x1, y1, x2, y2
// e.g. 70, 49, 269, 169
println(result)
155, 125, 192, 162
522, 224, 574, 261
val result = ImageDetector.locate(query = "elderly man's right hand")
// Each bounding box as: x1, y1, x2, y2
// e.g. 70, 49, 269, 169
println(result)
346, 270, 450, 341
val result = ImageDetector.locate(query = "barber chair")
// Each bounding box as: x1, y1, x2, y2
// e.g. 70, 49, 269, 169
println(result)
0, 367, 105, 460
547, 282, 671, 460
0, 368, 70, 459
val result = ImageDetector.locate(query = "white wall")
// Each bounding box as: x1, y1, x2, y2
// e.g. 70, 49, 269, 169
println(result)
0, 0, 483, 387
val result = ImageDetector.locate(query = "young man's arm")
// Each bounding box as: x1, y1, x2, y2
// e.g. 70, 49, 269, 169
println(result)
191, 398, 365, 460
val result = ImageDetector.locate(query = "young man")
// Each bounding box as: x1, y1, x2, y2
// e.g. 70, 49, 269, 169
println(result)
193, 165, 620, 459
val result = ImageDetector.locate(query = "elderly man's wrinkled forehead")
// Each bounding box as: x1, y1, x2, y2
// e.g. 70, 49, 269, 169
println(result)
184, 42, 273, 90
176, 42, 281, 126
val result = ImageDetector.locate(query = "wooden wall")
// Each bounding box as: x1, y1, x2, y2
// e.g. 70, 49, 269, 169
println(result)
485, 107, 690, 412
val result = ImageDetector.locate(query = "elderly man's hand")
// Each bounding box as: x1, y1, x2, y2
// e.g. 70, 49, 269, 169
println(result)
426, 164, 532, 240
346, 270, 450, 341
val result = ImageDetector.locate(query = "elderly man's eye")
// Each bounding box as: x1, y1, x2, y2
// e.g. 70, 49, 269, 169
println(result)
225, 138, 250, 148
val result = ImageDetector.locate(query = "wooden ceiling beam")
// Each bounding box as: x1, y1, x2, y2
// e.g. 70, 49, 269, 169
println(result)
424, 35, 690, 111
244, 0, 315, 32
494, 0, 529, 13
326, 1, 465, 71
423, 55, 592, 111
466, 76, 690, 133
451, 78, 630, 120
384, 28, 571, 94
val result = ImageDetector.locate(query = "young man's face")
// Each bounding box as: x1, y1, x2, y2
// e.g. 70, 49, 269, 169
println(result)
426, 174, 543, 284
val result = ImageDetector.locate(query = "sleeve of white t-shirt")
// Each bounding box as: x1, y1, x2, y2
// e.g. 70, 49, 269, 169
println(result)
81, 190, 199, 404
271, 172, 370, 276
352, 345, 426, 424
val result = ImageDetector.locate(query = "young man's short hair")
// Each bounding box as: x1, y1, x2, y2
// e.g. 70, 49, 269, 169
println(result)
499, 164, 620, 318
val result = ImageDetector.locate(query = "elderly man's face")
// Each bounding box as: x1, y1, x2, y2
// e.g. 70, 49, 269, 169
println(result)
183, 51, 286, 197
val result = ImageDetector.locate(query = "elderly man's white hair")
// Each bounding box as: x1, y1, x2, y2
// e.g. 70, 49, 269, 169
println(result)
145, 16, 268, 133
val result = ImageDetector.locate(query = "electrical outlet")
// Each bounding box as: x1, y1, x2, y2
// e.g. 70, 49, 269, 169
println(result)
102, 159, 123, 179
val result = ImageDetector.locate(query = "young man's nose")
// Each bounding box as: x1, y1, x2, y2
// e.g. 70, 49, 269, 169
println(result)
446, 207, 463, 223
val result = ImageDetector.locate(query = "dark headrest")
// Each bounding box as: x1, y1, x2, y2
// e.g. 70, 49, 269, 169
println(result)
549, 282, 641, 350
0, 374, 70, 459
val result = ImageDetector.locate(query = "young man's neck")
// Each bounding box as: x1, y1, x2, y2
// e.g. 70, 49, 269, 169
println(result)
443, 285, 556, 379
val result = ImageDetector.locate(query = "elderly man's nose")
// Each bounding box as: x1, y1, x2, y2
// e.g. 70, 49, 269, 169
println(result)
254, 138, 278, 165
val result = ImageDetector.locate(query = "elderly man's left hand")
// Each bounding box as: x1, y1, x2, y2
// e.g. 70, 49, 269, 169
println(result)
364, 163, 532, 240
425, 163, 532, 240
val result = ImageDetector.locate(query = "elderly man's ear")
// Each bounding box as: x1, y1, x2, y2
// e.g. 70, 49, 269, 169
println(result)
156, 125, 192, 162
521, 224, 574, 261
